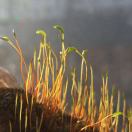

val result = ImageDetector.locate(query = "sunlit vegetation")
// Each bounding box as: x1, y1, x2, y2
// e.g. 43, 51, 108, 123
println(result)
0, 25, 131, 132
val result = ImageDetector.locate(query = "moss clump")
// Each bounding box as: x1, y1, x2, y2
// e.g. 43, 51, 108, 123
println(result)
0, 25, 131, 132
0, 88, 98, 132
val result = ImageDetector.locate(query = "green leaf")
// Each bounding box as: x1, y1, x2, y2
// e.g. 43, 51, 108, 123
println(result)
0, 36, 10, 42
36, 30, 46, 37
53, 25, 64, 34
36, 30, 47, 43
112, 112, 123, 118
66, 47, 76, 54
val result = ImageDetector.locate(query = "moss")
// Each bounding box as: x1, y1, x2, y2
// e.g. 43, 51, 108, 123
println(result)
0, 88, 99, 132
0, 25, 131, 131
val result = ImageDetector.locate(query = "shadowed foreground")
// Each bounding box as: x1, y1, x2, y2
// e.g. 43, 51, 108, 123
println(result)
0, 88, 98, 132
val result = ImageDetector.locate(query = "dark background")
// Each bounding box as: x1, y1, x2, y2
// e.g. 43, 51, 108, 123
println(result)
0, 0, 132, 106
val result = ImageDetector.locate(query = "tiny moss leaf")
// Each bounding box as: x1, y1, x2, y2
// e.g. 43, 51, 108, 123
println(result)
0, 36, 10, 42
112, 112, 123, 118
53, 25, 64, 34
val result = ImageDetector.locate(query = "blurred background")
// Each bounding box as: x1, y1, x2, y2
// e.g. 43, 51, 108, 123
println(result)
0, 0, 132, 106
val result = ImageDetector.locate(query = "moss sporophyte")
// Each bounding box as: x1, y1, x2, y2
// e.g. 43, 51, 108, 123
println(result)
0, 25, 131, 132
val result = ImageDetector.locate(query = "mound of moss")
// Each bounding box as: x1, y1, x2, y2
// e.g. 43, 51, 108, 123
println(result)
0, 88, 98, 132
0, 25, 131, 132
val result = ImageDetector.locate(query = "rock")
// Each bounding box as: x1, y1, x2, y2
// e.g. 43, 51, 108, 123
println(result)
0, 67, 18, 88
